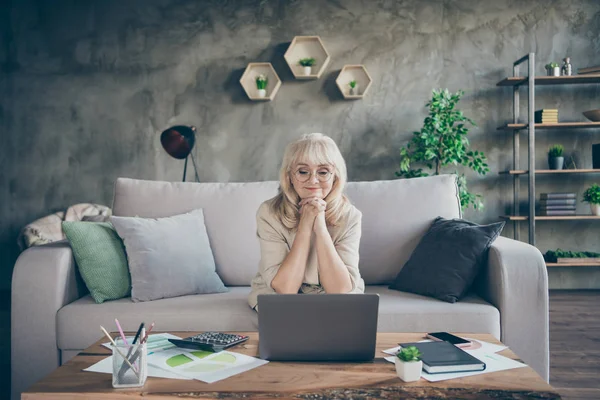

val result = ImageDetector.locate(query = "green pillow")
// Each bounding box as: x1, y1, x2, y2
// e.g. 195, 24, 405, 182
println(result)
62, 221, 131, 303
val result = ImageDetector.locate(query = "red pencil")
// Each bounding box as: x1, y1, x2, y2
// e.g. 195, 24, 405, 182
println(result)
141, 321, 155, 343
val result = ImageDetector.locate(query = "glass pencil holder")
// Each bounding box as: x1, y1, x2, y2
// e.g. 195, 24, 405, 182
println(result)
111, 342, 148, 388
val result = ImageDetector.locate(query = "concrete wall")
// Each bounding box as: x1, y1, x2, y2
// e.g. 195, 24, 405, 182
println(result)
2, 0, 600, 290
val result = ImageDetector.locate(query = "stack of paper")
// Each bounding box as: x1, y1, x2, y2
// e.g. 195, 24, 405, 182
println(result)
383, 338, 526, 382
86, 333, 268, 383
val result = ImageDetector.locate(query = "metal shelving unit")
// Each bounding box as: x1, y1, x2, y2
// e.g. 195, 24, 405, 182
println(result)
497, 53, 600, 267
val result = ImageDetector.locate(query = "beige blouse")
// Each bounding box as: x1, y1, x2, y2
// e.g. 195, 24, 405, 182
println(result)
247, 198, 365, 310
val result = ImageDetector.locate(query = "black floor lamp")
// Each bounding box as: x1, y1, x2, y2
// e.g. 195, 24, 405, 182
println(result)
160, 125, 200, 182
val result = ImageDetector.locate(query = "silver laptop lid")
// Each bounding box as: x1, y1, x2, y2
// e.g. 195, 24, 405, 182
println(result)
257, 293, 379, 362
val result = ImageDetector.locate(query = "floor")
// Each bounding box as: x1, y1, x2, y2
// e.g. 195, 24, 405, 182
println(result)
0, 290, 598, 399
549, 290, 600, 400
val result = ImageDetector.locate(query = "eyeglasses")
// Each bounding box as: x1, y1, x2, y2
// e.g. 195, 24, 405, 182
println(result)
292, 167, 334, 183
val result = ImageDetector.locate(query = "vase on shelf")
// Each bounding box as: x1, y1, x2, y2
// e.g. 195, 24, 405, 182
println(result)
548, 156, 564, 170
303, 66, 312, 76
257, 89, 266, 98
349, 85, 359, 96
591, 203, 600, 216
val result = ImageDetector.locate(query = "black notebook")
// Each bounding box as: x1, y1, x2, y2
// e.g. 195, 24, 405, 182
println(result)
399, 341, 486, 374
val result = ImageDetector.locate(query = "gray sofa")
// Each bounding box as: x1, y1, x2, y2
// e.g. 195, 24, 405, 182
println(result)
11, 174, 549, 399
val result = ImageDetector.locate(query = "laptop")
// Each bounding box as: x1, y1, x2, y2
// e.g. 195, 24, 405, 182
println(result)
257, 293, 379, 362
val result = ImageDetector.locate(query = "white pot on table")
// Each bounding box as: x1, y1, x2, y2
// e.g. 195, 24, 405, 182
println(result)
395, 358, 422, 382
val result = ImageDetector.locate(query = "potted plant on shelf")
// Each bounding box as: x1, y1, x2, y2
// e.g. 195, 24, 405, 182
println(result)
583, 183, 600, 216
349, 80, 358, 95
545, 62, 560, 77
548, 144, 564, 170
256, 74, 268, 98
395, 346, 423, 382
298, 57, 316, 76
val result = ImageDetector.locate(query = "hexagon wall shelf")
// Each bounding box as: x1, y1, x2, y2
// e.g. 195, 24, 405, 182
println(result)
335, 65, 373, 99
240, 63, 282, 101
284, 36, 330, 80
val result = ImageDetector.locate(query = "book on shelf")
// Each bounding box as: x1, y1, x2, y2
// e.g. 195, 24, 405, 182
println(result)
534, 110, 558, 123
539, 199, 577, 206
540, 193, 576, 199
539, 206, 576, 211
577, 65, 600, 74
399, 341, 486, 374
538, 210, 577, 216
535, 109, 558, 113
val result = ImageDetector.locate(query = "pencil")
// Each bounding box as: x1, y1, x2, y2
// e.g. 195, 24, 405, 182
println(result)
100, 326, 140, 379
141, 321, 155, 344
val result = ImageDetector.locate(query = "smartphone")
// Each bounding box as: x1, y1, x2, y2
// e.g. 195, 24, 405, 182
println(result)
426, 332, 471, 348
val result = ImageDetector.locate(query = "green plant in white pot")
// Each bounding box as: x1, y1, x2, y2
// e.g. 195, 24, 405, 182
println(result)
256, 74, 268, 98
583, 184, 600, 216
395, 346, 423, 382
348, 80, 358, 95
298, 57, 316, 76
548, 144, 564, 170
545, 62, 560, 77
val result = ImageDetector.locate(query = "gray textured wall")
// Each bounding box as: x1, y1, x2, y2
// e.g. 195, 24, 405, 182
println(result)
2, 0, 600, 290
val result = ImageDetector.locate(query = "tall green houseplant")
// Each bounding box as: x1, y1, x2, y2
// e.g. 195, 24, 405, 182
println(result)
396, 89, 489, 210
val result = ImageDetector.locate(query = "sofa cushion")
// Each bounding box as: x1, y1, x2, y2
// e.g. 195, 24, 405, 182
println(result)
111, 209, 227, 302
61, 222, 130, 304
112, 175, 461, 286
57, 287, 259, 350
389, 217, 505, 303
56, 286, 499, 351
367, 286, 500, 337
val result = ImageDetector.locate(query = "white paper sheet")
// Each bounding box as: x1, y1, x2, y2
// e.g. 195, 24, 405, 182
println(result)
84, 354, 192, 380
382, 337, 507, 356
382, 338, 525, 382
101, 333, 180, 354
384, 352, 526, 381
146, 347, 269, 383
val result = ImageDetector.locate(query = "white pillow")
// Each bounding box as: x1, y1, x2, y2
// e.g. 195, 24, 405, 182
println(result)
111, 209, 227, 302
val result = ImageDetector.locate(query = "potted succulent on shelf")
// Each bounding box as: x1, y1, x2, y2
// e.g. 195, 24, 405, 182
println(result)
255, 74, 268, 98
583, 183, 600, 216
298, 57, 316, 76
395, 346, 423, 382
545, 62, 560, 77
348, 80, 358, 95
548, 144, 564, 170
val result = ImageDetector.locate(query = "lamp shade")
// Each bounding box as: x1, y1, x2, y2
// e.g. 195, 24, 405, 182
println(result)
160, 125, 196, 159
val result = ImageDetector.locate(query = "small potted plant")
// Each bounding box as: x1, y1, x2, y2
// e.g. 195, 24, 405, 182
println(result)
583, 183, 600, 216
349, 80, 358, 95
548, 144, 564, 170
395, 346, 423, 382
298, 57, 316, 76
545, 62, 560, 77
256, 74, 268, 98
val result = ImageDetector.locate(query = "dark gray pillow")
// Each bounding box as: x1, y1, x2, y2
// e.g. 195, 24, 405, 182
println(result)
389, 217, 505, 303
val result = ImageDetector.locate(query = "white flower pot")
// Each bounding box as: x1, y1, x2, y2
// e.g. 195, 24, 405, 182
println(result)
257, 89, 266, 98
395, 358, 422, 382
591, 203, 600, 216
303, 66, 312, 76
552, 66, 560, 77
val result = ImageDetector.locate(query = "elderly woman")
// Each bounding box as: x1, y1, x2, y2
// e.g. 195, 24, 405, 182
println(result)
248, 133, 365, 312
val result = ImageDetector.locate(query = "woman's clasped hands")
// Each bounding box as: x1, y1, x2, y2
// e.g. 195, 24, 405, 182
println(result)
298, 197, 327, 232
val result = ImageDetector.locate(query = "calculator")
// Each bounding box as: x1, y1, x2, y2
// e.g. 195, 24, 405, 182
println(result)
167, 332, 249, 352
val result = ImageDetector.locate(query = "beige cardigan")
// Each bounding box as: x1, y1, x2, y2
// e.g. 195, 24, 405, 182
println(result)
248, 198, 365, 310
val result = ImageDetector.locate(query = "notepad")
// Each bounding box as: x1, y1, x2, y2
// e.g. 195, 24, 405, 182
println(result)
400, 341, 486, 374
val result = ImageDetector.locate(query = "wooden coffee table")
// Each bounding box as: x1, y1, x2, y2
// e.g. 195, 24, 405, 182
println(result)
23, 332, 561, 399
